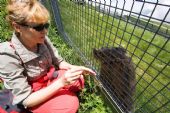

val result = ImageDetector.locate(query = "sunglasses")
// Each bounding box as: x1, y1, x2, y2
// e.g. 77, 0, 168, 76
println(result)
19, 23, 50, 32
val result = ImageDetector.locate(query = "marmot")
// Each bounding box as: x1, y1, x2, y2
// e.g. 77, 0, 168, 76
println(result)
93, 47, 136, 113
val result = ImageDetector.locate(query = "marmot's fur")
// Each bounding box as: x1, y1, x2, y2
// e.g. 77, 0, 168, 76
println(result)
93, 47, 136, 112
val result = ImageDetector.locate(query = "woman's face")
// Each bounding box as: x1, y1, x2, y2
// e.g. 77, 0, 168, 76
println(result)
16, 21, 49, 45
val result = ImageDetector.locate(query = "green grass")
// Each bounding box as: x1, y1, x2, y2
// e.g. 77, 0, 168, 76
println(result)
58, 1, 170, 113
0, 0, 12, 42
0, 0, 11, 89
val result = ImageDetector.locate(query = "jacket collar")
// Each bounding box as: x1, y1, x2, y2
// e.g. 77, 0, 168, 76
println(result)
11, 33, 40, 63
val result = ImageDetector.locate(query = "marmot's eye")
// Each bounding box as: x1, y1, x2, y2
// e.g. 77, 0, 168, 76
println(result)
100, 53, 104, 57
109, 61, 114, 64
115, 58, 119, 62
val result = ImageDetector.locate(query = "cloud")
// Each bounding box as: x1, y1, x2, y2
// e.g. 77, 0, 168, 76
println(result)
88, 0, 170, 22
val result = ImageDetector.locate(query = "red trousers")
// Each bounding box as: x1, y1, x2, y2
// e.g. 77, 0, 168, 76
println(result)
29, 67, 84, 113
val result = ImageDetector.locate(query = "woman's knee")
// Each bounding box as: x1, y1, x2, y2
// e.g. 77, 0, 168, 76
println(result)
53, 90, 80, 110
31, 90, 79, 113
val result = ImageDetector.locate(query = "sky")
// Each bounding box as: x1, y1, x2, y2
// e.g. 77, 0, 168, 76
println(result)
86, 0, 170, 22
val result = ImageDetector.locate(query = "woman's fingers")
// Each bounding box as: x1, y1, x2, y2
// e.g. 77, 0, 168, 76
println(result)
65, 75, 81, 84
65, 70, 83, 78
70, 66, 96, 76
63, 70, 83, 85
62, 66, 96, 86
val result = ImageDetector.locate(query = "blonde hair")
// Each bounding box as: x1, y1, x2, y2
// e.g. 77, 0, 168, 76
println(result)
6, 0, 50, 25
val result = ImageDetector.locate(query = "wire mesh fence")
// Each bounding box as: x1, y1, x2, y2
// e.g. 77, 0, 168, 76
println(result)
45, 0, 170, 113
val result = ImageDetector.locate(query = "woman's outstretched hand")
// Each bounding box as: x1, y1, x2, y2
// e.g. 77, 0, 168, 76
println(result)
71, 66, 96, 76
59, 66, 96, 86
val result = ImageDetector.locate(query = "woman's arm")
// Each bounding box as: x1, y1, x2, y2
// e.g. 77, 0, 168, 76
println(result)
58, 61, 74, 70
22, 77, 64, 108
23, 66, 96, 108
59, 61, 96, 75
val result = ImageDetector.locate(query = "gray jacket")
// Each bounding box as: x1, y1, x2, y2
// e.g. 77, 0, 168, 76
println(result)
0, 33, 63, 105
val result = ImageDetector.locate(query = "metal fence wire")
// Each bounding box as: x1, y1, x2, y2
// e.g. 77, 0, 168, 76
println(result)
44, 0, 170, 113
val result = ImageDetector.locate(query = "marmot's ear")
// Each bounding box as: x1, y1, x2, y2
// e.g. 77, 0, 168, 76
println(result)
93, 48, 97, 51
93, 48, 97, 53
116, 47, 126, 54
100, 47, 105, 52
109, 47, 117, 54
101, 47, 105, 49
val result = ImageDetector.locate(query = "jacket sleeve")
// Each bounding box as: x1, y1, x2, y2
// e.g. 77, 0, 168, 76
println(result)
0, 49, 32, 105
44, 36, 64, 68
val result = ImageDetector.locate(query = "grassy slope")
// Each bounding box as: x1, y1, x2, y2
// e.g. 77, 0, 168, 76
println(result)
58, 1, 170, 113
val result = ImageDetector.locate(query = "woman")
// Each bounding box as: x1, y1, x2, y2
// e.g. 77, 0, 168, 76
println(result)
0, 0, 96, 113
